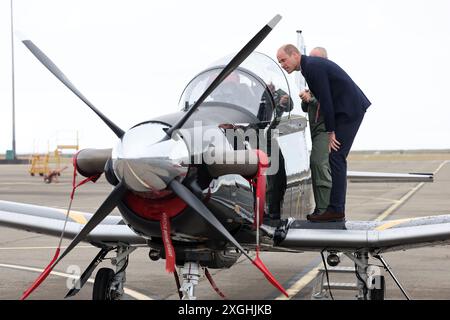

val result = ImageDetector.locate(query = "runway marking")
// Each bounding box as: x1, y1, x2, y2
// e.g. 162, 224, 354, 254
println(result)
276, 160, 449, 300
375, 160, 448, 222
276, 266, 321, 300
0, 263, 152, 300
347, 194, 400, 203
0, 246, 92, 250
374, 182, 425, 222
0, 182, 71, 186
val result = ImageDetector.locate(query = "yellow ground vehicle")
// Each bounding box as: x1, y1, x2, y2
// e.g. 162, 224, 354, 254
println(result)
29, 143, 78, 177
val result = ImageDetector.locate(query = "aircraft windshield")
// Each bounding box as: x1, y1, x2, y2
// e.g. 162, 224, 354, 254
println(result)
178, 52, 292, 122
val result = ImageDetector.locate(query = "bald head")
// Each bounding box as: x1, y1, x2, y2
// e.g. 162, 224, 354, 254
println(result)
277, 44, 301, 74
309, 47, 328, 59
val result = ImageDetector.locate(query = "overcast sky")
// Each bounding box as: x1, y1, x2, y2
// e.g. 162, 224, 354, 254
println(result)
1, 0, 449, 153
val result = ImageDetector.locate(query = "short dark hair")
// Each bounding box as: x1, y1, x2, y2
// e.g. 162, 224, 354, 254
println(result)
283, 44, 300, 56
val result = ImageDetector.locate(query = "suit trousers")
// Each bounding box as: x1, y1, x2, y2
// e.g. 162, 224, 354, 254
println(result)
328, 112, 365, 213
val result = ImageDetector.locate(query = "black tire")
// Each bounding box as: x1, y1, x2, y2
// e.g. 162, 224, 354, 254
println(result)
93, 268, 115, 300
39, 173, 44, 177
30, 173, 35, 176
369, 275, 385, 300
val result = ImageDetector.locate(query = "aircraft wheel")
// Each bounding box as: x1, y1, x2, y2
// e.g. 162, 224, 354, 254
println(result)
369, 275, 385, 300
93, 268, 115, 300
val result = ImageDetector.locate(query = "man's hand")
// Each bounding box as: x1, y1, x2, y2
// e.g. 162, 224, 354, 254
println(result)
299, 90, 312, 103
328, 131, 341, 152
279, 95, 289, 107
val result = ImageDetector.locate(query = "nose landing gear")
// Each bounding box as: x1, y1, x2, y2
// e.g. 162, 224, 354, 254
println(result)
92, 245, 136, 300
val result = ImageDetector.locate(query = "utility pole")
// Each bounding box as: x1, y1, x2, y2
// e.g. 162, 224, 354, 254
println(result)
10, 0, 17, 160
296, 30, 307, 92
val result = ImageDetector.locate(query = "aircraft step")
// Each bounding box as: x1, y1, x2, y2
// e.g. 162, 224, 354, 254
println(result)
312, 265, 359, 299
326, 282, 359, 290
318, 266, 355, 273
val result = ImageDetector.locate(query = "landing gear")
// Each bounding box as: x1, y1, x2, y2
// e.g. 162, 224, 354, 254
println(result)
175, 261, 227, 300
179, 262, 201, 300
93, 268, 115, 300
313, 251, 390, 300
374, 254, 410, 300
345, 251, 403, 300
345, 251, 386, 300
91, 245, 136, 300
368, 275, 385, 300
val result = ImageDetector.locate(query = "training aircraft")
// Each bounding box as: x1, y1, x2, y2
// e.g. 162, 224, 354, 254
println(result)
0, 14, 447, 300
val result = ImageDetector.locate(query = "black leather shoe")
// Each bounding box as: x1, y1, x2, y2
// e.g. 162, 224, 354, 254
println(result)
307, 210, 345, 222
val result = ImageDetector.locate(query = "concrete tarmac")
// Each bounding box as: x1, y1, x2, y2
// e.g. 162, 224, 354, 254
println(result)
1, 154, 450, 300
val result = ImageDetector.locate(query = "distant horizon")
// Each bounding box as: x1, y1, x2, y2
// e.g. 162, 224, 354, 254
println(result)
1, 1, 449, 153
2, 148, 450, 157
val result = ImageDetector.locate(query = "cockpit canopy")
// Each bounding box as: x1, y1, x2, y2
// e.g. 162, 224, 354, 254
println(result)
178, 52, 292, 122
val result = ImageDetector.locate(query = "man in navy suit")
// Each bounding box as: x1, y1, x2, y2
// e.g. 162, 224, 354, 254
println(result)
277, 44, 371, 222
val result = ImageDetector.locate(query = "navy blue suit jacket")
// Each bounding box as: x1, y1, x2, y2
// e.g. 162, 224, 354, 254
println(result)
300, 55, 371, 132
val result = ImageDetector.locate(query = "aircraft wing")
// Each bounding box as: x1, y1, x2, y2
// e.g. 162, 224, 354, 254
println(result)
277, 215, 450, 254
347, 171, 433, 183
0, 200, 146, 246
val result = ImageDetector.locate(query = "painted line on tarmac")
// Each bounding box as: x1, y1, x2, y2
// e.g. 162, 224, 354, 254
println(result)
0, 245, 93, 250
347, 194, 399, 203
0, 263, 152, 300
276, 160, 449, 300
374, 182, 425, 222
0, 182, 71, 186
376, 160, 449, 222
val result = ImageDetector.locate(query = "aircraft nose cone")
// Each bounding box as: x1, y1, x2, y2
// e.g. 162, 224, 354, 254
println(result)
111, 122, 189, 194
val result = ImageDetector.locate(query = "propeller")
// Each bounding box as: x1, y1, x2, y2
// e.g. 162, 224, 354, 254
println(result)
19, 13, 286, 298
20, 39, 125, 138
165, 14, 286, 296
169, 179, 249, 258
169, 179, 288, 297
21, 181, 127, 299
164, 14, 282, 139
56, 182, 126, 262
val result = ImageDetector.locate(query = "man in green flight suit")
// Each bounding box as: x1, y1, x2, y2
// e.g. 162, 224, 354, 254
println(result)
300, 47, 332, 215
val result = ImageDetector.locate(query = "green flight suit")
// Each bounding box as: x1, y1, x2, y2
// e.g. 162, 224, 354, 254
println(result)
264, 90, 292, 219
302, 96, 332, 213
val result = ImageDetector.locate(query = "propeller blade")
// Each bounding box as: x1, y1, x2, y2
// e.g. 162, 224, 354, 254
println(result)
169, 179, 288, 297
21, 39, 125, 138
65, 248, 109, 298
164, 14, 282, 138
56, 181, 127, 263
169, 179, 253, 261
20, 181, 126, 299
